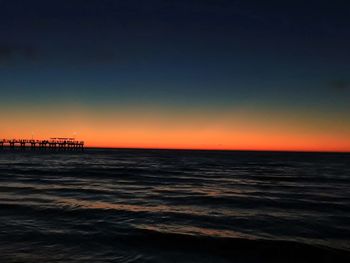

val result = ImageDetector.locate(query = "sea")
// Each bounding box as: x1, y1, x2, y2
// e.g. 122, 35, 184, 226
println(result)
0, 148, 349, 262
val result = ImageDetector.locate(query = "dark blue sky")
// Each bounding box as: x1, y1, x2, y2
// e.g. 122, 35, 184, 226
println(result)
1, 0, 349, 112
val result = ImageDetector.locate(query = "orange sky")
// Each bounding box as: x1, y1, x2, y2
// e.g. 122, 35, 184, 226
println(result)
1, 105, 350, 152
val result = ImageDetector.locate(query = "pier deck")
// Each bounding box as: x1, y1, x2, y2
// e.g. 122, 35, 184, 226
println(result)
0, 138, 84, 150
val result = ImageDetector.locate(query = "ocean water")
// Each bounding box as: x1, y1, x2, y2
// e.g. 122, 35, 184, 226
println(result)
0, 149, 349, 262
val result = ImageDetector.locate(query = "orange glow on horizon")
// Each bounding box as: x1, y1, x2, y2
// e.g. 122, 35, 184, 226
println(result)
1, 105, 349, 153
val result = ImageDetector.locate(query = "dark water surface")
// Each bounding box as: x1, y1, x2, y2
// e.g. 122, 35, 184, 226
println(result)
0, 149, 349, 262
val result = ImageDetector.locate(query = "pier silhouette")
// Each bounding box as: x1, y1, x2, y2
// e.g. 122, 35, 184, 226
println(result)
0, 138, 84, 150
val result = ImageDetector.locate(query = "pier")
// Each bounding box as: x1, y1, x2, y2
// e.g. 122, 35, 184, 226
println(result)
0, 138, 84, 151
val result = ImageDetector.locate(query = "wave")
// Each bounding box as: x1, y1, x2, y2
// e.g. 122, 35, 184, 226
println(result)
1, 229, 349, 263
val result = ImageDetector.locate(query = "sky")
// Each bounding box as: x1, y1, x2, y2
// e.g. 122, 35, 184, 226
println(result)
1, 0, 350, 151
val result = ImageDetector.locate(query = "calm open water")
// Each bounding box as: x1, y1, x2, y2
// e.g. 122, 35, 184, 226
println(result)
0, 149, 349, 262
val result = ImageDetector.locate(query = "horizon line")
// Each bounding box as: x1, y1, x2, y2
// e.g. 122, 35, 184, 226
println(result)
84, 146, 350, 154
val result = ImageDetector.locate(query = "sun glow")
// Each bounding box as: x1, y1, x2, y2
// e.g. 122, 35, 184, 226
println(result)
1, 105, 349, 152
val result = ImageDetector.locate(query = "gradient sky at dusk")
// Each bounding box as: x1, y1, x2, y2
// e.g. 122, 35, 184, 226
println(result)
1, 0, 350, 151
